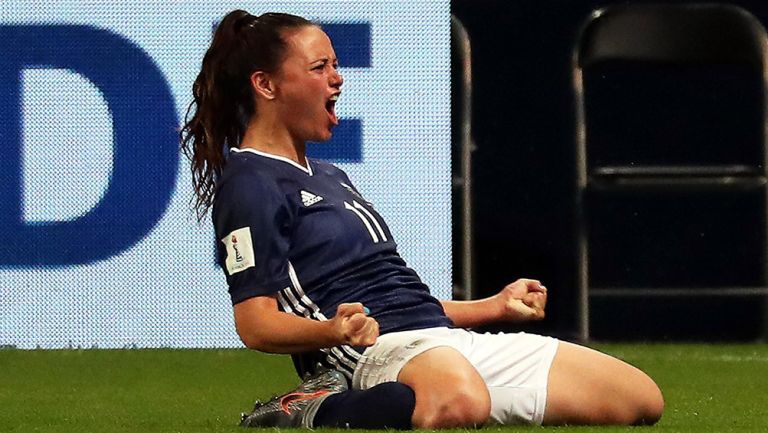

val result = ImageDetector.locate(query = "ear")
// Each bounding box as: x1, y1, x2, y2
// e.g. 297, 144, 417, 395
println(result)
250, 71, 275, 100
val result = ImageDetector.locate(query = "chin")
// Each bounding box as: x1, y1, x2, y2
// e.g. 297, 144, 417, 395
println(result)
312, 130, 334, 142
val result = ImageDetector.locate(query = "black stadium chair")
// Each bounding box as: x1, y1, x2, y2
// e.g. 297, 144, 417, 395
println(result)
573, 4, 768, 340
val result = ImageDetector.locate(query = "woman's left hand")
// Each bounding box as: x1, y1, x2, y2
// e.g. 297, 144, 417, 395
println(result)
494, 278, 547, 322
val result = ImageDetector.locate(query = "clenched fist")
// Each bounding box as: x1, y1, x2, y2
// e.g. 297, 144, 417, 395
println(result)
331, 303, 379, 346
495, 278, 547, 322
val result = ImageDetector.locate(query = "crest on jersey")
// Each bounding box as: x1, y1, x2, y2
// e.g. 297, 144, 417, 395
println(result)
300, 190, 323, 207
222, 227, 255, 275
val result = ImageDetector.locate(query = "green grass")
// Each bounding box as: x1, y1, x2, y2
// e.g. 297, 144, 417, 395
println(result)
1, 344, 767, 432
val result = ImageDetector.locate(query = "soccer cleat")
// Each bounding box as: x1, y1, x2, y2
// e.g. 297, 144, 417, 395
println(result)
239, 369, 348, 428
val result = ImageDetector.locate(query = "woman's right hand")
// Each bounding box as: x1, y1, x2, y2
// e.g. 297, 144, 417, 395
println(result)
332, 303, 379, 346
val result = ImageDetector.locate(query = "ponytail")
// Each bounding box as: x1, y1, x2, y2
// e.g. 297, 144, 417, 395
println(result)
180, 10, 313, 220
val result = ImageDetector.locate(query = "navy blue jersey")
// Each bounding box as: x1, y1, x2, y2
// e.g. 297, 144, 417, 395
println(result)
212, 148, 452, 377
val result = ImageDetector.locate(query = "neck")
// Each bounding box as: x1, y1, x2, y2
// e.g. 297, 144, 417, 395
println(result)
239, 113, 307, 167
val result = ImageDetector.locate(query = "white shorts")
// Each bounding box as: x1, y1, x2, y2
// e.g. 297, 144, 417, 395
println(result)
351, 327, 559, 425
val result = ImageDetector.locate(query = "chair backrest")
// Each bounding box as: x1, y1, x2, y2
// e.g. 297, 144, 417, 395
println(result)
579, 5, 764, 66
575, 4, 768, 174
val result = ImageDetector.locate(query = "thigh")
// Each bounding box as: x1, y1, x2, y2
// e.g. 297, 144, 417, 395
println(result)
397, 345, 488, 396
352, 328, 453, 390
544, 341, 664, 425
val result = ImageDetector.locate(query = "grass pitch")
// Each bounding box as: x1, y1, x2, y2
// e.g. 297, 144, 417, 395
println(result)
1, 343, 767, 432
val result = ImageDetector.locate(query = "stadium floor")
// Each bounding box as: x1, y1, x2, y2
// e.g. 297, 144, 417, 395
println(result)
1, 343, 766, 432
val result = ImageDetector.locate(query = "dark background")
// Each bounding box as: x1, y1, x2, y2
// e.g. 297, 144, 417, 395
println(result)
451, 0, 768, 341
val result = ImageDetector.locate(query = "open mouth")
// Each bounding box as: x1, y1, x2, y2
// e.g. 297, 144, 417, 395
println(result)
326, 94, 339, 125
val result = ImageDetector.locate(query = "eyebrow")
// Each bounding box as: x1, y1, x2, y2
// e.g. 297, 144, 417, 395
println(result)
310, 57, 338, 64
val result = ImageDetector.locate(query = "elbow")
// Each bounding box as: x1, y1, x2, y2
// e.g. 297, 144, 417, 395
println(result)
237, 327, 273, 352
233, 296, 288, 352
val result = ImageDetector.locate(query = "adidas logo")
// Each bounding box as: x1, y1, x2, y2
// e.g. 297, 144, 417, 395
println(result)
300, 190, 323, 207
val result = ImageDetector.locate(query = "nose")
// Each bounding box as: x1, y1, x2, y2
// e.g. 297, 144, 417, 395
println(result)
331, 68, 343, 88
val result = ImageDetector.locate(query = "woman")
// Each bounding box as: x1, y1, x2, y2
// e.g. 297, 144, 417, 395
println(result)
181, 10, 664, 429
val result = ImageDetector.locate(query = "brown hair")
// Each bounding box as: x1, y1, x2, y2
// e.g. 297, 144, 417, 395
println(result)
180, 10, 314, 219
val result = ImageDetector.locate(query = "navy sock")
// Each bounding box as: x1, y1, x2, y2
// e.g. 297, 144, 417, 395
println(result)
313, 382, 415, 429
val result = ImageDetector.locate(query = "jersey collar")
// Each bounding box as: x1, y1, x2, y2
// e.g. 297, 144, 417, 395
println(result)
231, 147, 313, 176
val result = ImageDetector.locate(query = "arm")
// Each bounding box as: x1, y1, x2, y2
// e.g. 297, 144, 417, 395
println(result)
441, 278, 547, 328
234, 295, 379, 353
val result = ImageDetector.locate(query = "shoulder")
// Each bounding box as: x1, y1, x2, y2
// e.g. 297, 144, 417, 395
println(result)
217, 160, 282, 201
213, 154, 292, 222
309, 158, 352, 182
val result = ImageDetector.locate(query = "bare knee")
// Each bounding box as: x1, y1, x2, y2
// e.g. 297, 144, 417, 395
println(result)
400, 346, 491, 429
412, 389, 491, 429
604, 372, 664, 425
629, 378, 664, 425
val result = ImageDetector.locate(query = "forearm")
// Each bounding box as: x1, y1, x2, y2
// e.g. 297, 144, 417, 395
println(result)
441, 279, 548, 326
234, 295, 345, 353
237, 309, 341, 354
441, 296, 504, 328
234, 296, 378, 354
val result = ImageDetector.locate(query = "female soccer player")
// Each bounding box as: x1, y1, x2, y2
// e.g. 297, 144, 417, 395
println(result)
180, 10, 664, 429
